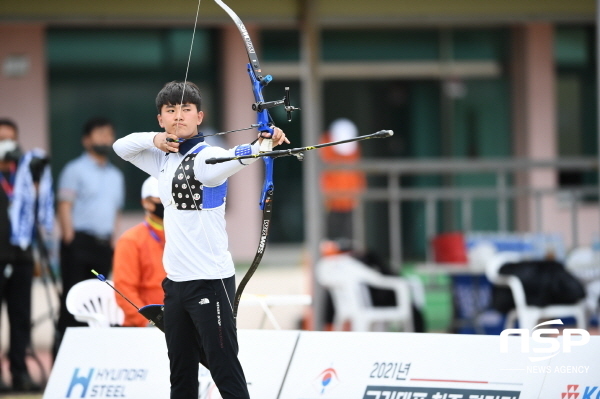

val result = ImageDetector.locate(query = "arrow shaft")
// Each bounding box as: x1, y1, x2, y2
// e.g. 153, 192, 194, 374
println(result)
205, 130, 393, 164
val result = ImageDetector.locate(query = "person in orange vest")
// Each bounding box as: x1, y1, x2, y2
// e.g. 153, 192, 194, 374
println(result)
318, 119, 366, 329
113, 176, 166, 327
320, 118, 366, 241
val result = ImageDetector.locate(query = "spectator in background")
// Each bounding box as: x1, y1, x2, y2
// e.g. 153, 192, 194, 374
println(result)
113, 176, 166, 326
319, 119, 370, 331
53, 117, 125, 357
320, 118, 366, 241
0, 118, 52, 393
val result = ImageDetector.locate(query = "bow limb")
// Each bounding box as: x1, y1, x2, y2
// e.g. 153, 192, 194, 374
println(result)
214, 0, 265, 80
232, 182, 273, 317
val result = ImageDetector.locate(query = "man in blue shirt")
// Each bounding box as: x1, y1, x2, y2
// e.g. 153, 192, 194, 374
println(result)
53, 117, 125, 357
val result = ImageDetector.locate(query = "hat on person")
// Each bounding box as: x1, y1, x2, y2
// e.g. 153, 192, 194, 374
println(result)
141, 177, 160, 199
330, 118, 359, 156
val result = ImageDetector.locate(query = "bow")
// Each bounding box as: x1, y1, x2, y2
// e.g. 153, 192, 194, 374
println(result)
213, 0, 299, 318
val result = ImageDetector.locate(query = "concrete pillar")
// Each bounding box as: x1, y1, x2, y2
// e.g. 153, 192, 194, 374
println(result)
512, 23, 556, 233
220, 24, 262, 262
300, 0, 325, 330
512, 23, 598, 248
0, 24, 48, 152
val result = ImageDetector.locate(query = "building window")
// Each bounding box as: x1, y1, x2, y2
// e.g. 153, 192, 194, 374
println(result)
555, 26, 598, 198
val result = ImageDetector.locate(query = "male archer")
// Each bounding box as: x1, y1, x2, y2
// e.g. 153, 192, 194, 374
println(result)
113, 81, 288, 399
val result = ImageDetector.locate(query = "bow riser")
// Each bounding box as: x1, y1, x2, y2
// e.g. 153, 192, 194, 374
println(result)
245, 62, 275, 210
247, 63, 274, 135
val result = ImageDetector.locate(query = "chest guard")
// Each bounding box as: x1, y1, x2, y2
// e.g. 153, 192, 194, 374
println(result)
171, 146, 227, 210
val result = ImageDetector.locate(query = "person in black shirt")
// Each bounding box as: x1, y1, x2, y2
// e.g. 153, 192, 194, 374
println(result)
0, 119, 42, 393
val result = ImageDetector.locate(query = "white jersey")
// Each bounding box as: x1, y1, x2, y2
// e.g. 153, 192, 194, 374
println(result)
113, 133, 260, 281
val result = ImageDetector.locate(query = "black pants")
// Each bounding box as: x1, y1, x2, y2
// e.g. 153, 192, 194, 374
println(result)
54, 232, 113, 357
0, 253, 34, 379
163, 276, 250, 399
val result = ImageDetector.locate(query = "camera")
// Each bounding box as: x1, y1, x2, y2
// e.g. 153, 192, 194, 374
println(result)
29, 155, 50, 184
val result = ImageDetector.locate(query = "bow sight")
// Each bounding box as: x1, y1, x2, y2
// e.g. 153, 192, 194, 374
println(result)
251, 87, 300, 122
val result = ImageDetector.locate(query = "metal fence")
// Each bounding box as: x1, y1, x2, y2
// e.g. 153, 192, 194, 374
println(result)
325, 157, 600, 271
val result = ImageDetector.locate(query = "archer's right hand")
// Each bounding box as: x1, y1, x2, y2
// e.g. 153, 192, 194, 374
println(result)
153, 132, 180, 153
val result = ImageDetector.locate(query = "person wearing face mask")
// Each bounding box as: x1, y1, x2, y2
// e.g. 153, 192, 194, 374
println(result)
112, 177, 166, 327
54, 117, 125, 357
0, 119, 45, 393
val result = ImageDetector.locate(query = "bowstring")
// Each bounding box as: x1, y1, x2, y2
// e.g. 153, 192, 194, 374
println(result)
172, 0, 235, 313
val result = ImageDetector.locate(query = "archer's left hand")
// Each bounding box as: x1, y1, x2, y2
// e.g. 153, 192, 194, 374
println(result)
259, 127, 290, 148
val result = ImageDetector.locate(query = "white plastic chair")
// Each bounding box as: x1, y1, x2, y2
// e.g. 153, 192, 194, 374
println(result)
66, 279, 125, 328
485, 252, 587, 330
565, 246, 600, 318
316, 254, 414, 332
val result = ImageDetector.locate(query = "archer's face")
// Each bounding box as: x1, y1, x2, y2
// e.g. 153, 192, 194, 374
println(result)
157, 103, 203, 139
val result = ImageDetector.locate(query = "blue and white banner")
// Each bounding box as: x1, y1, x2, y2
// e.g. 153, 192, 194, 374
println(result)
44, 328, 599, 399
45, 328, 169, 398
44, 328, 299, 399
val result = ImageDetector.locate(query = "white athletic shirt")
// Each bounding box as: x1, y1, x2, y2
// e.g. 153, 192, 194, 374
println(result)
113, 132, 260, 281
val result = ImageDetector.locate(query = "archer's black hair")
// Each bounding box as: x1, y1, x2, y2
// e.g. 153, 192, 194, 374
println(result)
155, 81, 202, 113
82, 117, 114, 137
0, 118, 18, 136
